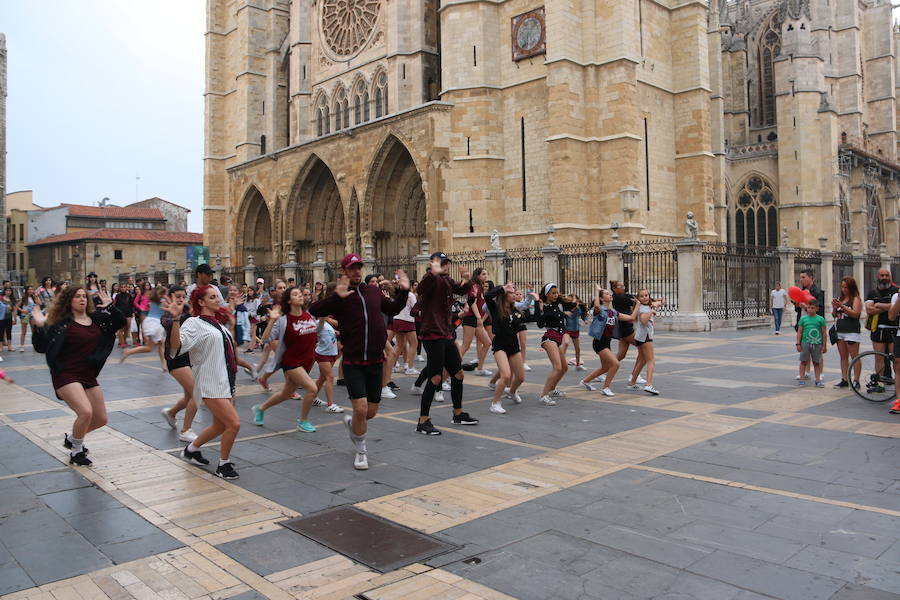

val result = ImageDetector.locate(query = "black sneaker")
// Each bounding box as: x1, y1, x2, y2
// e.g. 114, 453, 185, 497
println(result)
451, 412, 479, 426
834, 380, 849, 389
63, 434, 89, 455
852, 380, 860, 391
336, 378, 346, 386
387, 381, 400, 390
215, 462, 239, 479
181, 445, 210, 466
69, 451, 92, 466
416, 419, 442, 435
461, 361, 478, 371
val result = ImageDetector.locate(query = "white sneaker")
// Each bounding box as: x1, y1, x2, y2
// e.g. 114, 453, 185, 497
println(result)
600, 388, 615, 397
416, 354, 425, 363
550, 389, 566, 398
393, 365, 404, 374
579, 379, 597, 391
627, 383, 642, 390
160, 408, 176, 429
636, 375, 647, 385
434, 391, 445, 402
312, 397, 326, 407
178, 429, 198, 442
354, 452, 369, 470
404, 367, 420, 376
523, 364, 533, 372
411, 384, 423, 394
598, 374, 606, 384
326, 403, 345, 413
489, 403, 507, 414
488, 382, 497, 391
475, 369, 492, 376
512, 392, 524, 404
795, 374, 810, 380
644, 385, 660, 395
567, 358, 576, 366
502, 387, 512, 399
442, 381, 451, 392
381, 386, 396, 399
576, 364, 587, 371
539, 395, 558, 406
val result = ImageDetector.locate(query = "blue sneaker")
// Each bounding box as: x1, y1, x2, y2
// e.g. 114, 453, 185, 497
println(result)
798, 380, 806, 386
296, 420, 316, 433
252, 404, 264, 426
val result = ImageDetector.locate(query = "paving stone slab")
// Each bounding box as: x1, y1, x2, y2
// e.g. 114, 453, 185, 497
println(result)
19, 468, 91, 496
41, 485, 123, 518
0, 562, 36, 595
8, 529, 112, 585
583, 524, 712, 570
713, 407, 776, 419
97, 530, 183, 565
754, 514, 898, 559
785, 545, 900, 595
7, 409, 69, 422
216, 528, 335, 576
831, 583, 900, 599
667, 520, 805, 563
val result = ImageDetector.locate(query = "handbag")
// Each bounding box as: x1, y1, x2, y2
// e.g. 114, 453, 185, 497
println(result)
828, 324, 838, 345
835, 316, 860, 334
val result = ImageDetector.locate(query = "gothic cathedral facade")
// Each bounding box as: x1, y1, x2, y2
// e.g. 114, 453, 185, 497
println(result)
203, 0, 898, 267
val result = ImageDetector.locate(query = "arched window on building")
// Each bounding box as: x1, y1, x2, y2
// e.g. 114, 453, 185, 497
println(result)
866, 189, 884, 250
374, 72, 388, 118
353, 78, 368, 125
734, 175, 778, 247
757, 17, 780, 127
334, 88, 346, 130
315, 93, 330, 137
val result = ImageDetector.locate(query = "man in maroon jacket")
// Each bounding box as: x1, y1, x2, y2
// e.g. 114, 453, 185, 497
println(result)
309, 253, 410, 470
415, 252, 479, 435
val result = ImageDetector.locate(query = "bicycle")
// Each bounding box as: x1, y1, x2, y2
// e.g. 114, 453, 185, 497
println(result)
848, 325, 897, 403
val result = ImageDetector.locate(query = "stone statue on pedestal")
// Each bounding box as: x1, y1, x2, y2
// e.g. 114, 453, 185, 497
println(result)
685, 212, 699, 240
489, 229, 501, 251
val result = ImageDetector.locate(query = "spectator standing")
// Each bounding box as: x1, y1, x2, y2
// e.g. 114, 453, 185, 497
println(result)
832, 276, 863, 389
769, 282, 789, 335
864, 268, 898, 387
796, 299, 827, 387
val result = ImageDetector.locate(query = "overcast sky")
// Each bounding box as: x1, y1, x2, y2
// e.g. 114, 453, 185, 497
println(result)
2, 1, 206, 231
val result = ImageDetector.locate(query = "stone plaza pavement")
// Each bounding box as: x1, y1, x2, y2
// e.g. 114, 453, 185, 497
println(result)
0, 327, 898, 600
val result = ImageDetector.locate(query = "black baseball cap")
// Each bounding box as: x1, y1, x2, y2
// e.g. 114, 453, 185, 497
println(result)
195, 263, 214, 275
87, 272, 97, 277
430, 252, 451, 263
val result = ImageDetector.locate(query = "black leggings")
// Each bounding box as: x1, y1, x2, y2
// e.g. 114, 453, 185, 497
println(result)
420, 338, 463, 416
0, 319, 12, 342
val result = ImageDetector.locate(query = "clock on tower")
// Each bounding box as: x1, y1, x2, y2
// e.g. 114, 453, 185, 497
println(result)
511, 7, 546, 61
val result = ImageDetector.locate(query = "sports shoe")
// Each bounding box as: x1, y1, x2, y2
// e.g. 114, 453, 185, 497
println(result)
452, 412, 479, 425
579, 379, 597, 391
160, 408, 177, 429
63, 434, 89, 455
636, 375, 647, 385
69, 451, 92, 466
834, 380, 849, 389
354, 452, 369, 470
181, 445, 210, 466
852, 380, 861, 391
627, 383, 642, 390
296, 420, 316, 433
178, 429, 198, 442
257, 377, 270, 391
539, 395, 557, 406
387, 380, 400, 390
474, 369, 493, 376
462, 361, 478, 371
326, 403, 345, 413
644, 385, 660, 395
416, 419, 442, 435
290, 391, 301, 400
411, 384, 423, 394
890, 399, 900, 414
503, 388, 524, 404
252, 404, 264, 426
442, 381, 451, 392
576, 364, 587, 372
774, 331, 780, 335
433, 391, 445, 402
598, 374, 606, 384
550, 389, 566, 398
244, 365, 258, 380
415, 354, 425, 363
312, 397, 326, 407
523, 363, 532, 372
795, 374, 810, 381
600, 387, 615, 397
215, 462, 239, 480
798, 380, 807, 386
490, 403, 507, 414
815, 380, 825, 388
567, 358, 577, 366
405, 367, 420, 376
488, 381, 497, 391
393, 365, 405, 374
381, 386, 397, 399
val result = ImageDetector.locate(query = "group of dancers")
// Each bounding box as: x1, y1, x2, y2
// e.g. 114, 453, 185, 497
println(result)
26, 253, 664, 476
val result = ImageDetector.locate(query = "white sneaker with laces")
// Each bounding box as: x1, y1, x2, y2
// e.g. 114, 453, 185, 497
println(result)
475, 369, 493, 376
354, 452, 369, 470
489, 403, 507, 414
416, 354, 425, 362
381, 386, 397, 399
636, 375, 647, 385
511, 392, 523, 404
523, 364, 533, 372
178, 429, 198, 442
627, 382, 642, 390
643, 385, 660, 395
600, 388, 615, 397
550, 389, 566, 398
434, 391, 445, 402
411, 384, 423, 394
576, 364, 587, 372
567, 358, 577, 366
579, 379, 597, 391
405, 367, 420, 375
488, 382, 497, 391
326, 403, 345, 413
539, 395, 558, 406
442, 381, 451, 392
312, 397, 326, 407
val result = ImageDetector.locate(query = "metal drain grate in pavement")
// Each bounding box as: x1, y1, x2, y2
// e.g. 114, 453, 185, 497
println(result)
280, 506, 459, 573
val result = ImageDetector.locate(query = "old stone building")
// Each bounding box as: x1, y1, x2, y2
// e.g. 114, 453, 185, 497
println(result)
204, 0, 898, 270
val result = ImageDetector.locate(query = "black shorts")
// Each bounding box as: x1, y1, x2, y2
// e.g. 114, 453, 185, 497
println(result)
461, 316, 478, 328
344, 363, 384, 404
634, 338, 653, 346
617, 323, 634, 339
423, 338, 463, 378
592, 337, 612, 353
0, 319, 12, 340
492, 336, 521, 357
166, 354, 191, 372
871, 328, 897, 344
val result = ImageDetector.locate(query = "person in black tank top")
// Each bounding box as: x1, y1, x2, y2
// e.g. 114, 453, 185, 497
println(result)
610, 281, 645, 385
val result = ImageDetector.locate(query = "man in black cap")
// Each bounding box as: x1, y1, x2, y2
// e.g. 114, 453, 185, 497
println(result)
414, 252, 479, 435
187, 264, 227, 307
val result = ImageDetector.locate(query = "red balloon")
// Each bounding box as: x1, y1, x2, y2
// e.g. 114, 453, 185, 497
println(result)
787, 286, 807, 304
803, 290, 815, 302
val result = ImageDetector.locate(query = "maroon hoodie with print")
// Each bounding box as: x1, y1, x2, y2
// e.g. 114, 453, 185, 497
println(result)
416, 271, 474, 340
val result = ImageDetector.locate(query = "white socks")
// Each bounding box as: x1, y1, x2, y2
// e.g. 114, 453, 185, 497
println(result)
218, 458, 231, 466
187, 442, 200, 453
69, 437, 83, 455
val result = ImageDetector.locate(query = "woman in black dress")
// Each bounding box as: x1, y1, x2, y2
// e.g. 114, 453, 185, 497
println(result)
31, 287, 124, 466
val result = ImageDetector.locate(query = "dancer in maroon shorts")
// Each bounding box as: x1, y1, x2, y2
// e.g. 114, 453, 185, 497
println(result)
31, 286, 124, 466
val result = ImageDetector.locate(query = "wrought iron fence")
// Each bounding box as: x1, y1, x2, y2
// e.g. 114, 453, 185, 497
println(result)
255, 264, 284, 286
152, 271, 168, 286
624, 241, 678, 315
448, 250, 486, 279
373, 256, 417, 279
831, 252, 854, 298
702, 243, 780, 319
503, 246, 543, 290
220, 266, 243, 285
559, 243, 607, 302
296, 263, 315, 286
863, 254, 882, 293
793, 248, 821, 283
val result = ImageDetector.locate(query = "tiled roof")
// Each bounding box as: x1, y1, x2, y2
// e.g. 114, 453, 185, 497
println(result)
61, 204, 165, 220
27, 229, 203, 247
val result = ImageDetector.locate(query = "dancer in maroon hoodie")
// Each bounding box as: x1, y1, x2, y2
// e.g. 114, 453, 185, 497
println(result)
309, 253, 410, 470
415, 252, 480, 435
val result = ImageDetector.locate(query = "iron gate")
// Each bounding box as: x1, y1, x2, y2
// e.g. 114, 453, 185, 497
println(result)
702, 243, 779, 319
624, 241, 678, 316
559, 243, 607, 302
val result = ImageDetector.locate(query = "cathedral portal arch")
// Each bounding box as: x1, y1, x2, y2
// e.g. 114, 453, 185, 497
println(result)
287, 155, 346, 263
236, 186, 275, 264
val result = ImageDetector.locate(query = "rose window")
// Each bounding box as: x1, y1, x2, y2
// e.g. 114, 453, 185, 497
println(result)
321, 0, 381, 59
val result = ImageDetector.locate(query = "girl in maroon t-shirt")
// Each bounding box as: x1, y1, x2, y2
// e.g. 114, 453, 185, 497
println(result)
251, 287, 320, 432
579, 285, 621, 396
457, 268, 493, 376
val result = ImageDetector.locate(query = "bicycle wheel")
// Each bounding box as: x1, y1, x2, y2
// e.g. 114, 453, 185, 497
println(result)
848, 351, 895, 402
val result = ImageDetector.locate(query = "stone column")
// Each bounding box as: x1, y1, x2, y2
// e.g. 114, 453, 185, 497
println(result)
415, 239, 431, 281
214, 255, 223, 282
243, 255, 256, 286
542, 245, 560, 286
167, 263, 177, 285
819, 250, 834, 301
311, 249, 327, 284
283, 250, 299, 284
777, 245, 797, 323
130, 266, 137, 284
362, 243, 377, 275
485, 250, 505, 283
605, 241, 625, 285
669, 239, 710, 331
852, 246, 866, 295
879, 243, 890, 272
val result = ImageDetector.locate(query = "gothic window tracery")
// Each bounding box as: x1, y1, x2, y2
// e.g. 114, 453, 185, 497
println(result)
334, 87, 349, 130
321, 0, 381, 59
315, 94, 330, 137
756, 17, 780, 127
734, 175, 778, 247
374, 72, 388, 118
353, 79, 369, 125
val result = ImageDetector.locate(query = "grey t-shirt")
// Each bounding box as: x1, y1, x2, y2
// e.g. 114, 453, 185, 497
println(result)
634, 304, 654, 342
